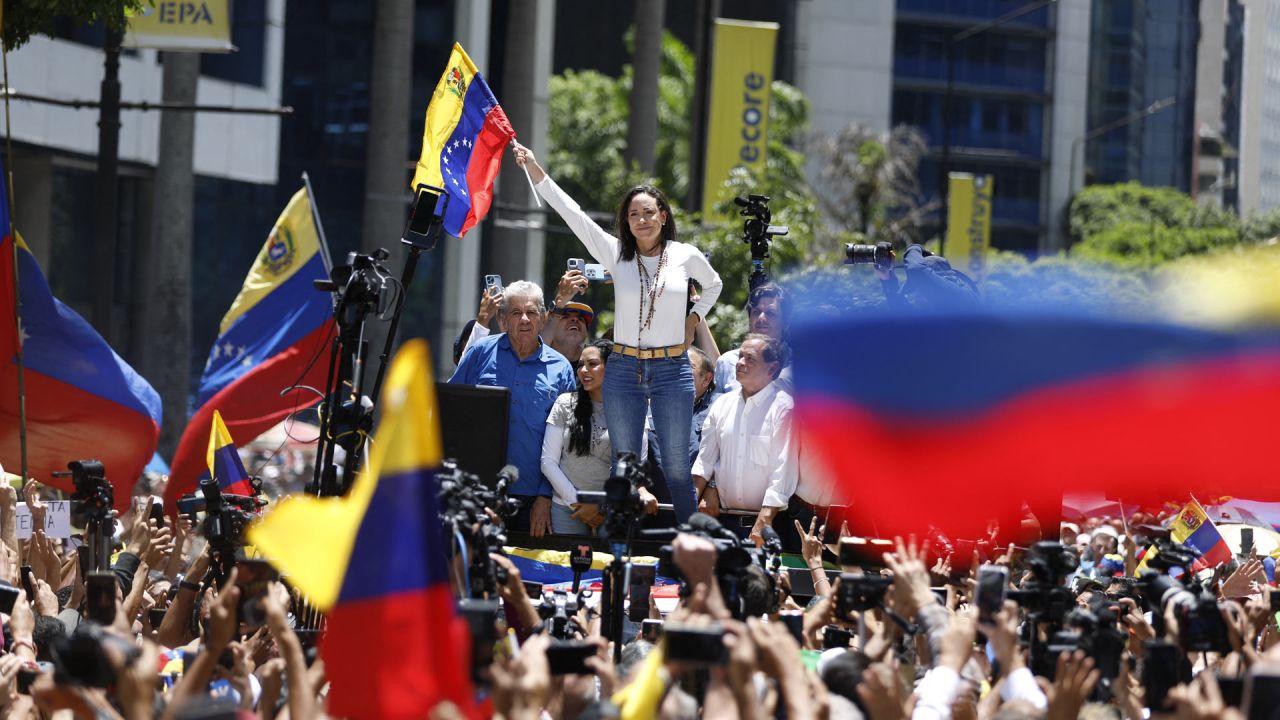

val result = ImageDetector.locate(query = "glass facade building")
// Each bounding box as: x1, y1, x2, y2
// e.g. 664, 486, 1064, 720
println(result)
892, 0, 1054, 252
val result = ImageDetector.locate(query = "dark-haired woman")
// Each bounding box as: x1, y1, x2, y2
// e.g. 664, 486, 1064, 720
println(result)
541, 341, 656, 534
515, 142, 722, 524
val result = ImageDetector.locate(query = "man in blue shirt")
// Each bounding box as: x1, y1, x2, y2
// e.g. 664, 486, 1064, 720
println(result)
450, 280, 576, 537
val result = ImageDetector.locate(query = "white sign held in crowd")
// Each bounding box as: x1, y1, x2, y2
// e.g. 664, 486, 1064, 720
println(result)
14, 501, 71, 539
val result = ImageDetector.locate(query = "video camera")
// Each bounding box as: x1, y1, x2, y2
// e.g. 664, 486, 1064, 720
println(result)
576, 453, 650, 541
437, 461, 519, 598
52, 622, 140, 689
539, 587, 591, 640
315, 248, 396, 324
1044, 605, 1126, 698
1137, 553, 1229, 653
185, 478, 263, 586
656, 513, 771, 621
735, 194, 789, 292
58, 460, 112, 528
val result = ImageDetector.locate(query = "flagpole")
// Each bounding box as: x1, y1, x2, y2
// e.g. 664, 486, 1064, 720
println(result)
2, 9, 30, 484
301, 172, 335, 273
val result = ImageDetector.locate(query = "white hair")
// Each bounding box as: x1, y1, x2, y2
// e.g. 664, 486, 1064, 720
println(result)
499, 280, 545, 314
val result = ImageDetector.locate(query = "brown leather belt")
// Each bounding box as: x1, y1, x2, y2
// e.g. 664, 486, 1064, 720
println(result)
612, 342, 685, 360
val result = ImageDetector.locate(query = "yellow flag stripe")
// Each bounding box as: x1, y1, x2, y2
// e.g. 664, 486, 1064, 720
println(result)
410, 43, 478, 192
220, 188, 321, 334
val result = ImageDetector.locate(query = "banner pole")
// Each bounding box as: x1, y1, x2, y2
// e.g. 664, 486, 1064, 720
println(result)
2, 8, 30, 484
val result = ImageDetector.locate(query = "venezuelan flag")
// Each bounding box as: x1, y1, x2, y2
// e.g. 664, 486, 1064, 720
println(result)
207, 410, 253, 496
1170, 499, 1232, 571
411, 43, 515, 238
0, 154, 161, 502
791, 309, 1280, 540
165, 188, 333, 507
248, 340, 474, 719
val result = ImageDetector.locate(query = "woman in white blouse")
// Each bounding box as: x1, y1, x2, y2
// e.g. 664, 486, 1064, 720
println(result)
541, 340, 656, 535
514, 141, 722, 523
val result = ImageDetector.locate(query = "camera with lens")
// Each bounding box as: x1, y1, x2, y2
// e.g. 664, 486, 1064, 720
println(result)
844, 241, 895, 272
1138, 567, 1229, 653
63, 460, 112, 528
1043, 605, 1126, 697
52, 622, 140, 688
735, 194, 789, 291
1007, 541, 1078, 625
656, 513, 769, 621
834, 572, 894, 620
539, 587, 592, 640
315, 248, 394, 320
438, 460, 521, 598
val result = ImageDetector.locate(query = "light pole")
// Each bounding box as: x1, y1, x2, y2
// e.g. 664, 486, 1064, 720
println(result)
1069, 96, 1177, 197
938, 0, 1059, 255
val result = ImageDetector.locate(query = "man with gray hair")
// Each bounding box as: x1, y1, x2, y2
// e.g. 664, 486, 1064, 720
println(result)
450, 280, 576, 536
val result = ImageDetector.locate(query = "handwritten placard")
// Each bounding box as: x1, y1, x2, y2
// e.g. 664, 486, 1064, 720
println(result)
15, 501, 71, 539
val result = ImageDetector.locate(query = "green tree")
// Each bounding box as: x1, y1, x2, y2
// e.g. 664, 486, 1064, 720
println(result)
2, 0, 145, 50
1067, 182, 1259, 269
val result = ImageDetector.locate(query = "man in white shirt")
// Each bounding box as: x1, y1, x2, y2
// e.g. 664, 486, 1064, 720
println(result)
692, 334, 798, 547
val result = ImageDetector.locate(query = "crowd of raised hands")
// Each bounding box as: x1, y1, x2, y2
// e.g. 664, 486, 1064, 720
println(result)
0, 475, 1277, 720
0, 481, 322, 719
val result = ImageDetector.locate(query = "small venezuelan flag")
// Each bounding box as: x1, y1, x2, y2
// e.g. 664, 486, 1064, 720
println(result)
1170, 498, 1232, 572
248, 340, 474, 719
411, 42, 515, 238
207, 410, 253, 496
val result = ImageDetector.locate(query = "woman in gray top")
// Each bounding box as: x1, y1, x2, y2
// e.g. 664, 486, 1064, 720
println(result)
541, 340, 656, 535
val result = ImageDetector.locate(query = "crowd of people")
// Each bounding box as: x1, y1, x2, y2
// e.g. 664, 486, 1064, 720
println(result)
2, 148, 1273, 720
0, 466, 1273, 719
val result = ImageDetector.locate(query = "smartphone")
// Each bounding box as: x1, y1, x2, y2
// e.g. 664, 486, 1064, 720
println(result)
821, 505, 848, 544
1243, 663, 1280, 720
664, 624, 727, 665
15, 662, 51, 695
1241, 527, 1255, 557
406, 184, 445, 239
1271, 589, 1280, 614
235, 558, 279, 629
976, 565, 1010, 624
77, 546, 92, 579
822, 624, 853, 650
567, 258, 584, 273
838, 537, 893, 570
1217, 674, 1244, 709
19, 565, 35, 600
582, 263, 609, 281
149, 498, 166, 528
779, 611, 805, 644
641, 618, 663, 643
951, 540, 977, 575
484, 274, 504, 295
522, 581, 544, 600
628, 564, 657, 622
546, 640, 596, 676
148, 607, 167, 629
85, 571, 117, 625
0, 583, 19, 615
1144, 640, 1180, 712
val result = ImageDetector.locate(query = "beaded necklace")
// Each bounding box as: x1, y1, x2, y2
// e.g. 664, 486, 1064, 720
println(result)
636, 245, 668, 334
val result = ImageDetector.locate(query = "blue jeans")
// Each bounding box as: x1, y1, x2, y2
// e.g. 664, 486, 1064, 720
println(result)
551, 502, 604, 537
603, 352, 696, 523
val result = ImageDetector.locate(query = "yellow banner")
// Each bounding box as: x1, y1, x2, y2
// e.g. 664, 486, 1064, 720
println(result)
701, 19, 778, 221
944, 173, 993, 278
125, 0, 234, 53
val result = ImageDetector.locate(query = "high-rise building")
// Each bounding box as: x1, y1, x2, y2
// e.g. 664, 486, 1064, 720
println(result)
1249, 0, 1280, 211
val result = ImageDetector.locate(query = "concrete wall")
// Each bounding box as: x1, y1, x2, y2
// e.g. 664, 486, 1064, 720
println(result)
4, 0, 285, 185
793, 0, 894, 136
1046, 0, 1093, 253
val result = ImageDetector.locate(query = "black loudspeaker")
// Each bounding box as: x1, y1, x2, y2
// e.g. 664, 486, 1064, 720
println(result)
434, 383, 512, 484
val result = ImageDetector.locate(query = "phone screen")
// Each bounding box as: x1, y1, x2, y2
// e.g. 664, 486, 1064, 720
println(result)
149, 499, 166, 528
85, 571, 117, 625
1244, 669, 1280, 720
19, 565, 34, 600
235, 559, 279, 629
976, 565, 1009, 624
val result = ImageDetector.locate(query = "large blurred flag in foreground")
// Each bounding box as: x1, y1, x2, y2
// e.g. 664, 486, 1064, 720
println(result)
0, 154, 161, 499
791, 309, 1280, 540
410, 42, 515, 238
165, 188, 333, 508
248, 340, 473, 719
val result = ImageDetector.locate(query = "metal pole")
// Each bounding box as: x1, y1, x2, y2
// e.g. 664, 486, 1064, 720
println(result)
687, 0, 720, 215
90, 4, 124, 343
1, 15, 28, 484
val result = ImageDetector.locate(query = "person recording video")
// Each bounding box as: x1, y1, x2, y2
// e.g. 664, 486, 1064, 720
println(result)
871, 243, 979, 310
513, 141, 723, 524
